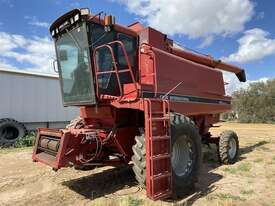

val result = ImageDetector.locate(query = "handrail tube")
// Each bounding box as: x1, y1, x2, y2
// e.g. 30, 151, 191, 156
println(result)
93, 40, 138, 101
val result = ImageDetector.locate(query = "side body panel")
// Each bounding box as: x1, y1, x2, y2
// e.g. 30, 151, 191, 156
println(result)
138, 28, 231, 116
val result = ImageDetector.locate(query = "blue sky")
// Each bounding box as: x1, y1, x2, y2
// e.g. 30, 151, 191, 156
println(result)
0, 0, 274, 92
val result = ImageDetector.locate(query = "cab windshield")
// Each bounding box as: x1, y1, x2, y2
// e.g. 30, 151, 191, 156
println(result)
56, 22, 95, 105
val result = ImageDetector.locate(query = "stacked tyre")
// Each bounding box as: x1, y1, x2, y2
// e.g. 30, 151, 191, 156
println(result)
0, 119, 26, 147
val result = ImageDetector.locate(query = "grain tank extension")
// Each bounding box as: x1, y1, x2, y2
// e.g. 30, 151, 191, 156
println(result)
32, 8, 246, 200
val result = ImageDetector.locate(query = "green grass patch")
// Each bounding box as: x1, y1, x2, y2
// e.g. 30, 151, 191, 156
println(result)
14, 132, 36, 148
223, 167, 237, 174
0, 132, 35, 153
238, 162, 252, 172
272, 156, 275, 161
128, 197, 143, 206
223, 163, 252, 174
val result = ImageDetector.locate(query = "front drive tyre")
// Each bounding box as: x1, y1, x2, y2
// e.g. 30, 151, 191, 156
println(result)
170, 113, 202, 197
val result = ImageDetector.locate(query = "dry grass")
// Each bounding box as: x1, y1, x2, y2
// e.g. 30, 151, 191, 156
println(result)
0, 122, 275, 206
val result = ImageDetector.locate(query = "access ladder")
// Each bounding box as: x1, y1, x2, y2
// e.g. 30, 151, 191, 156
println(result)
144, 99, 172, 200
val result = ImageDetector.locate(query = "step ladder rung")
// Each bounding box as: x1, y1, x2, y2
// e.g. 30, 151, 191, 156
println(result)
151, 172, 172, 180
151, 135, 170, 141
152, 190, 172, 200
151, 117, 170, 121
151, 153, 171, 160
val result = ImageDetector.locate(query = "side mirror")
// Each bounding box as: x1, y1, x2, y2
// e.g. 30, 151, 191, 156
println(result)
52, 59, 59, 73
59, 50, 68, 61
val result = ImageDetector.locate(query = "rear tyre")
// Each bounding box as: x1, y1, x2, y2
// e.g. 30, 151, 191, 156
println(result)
0, 118, 27, 147
218, 130, 239, 164
131, 113, 202, 198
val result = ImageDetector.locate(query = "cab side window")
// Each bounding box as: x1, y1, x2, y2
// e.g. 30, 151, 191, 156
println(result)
117, 33, 137, 69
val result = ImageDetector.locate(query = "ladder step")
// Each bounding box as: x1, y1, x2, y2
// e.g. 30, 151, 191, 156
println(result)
151, 153, 171, 160
151, 135, 170, 141
151, 117, 170, 121
152, 190, 172, 200
151, 172, 172, 180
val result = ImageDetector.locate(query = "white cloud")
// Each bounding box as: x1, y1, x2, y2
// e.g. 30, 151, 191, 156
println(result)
223, 28, 275, 63
223, 71, 269, 95
198, 36, 214, 48
29, 21, 50, 28
116, 0, 254, 38
25, 16, 50, 28
0, 32, 18, 53
0, 32, 55, 73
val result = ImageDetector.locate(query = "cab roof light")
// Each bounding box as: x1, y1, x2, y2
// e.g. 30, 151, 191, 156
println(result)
80, 8, 90, 16
74, 13, 80, 22
70, 17, 74, 24
104, 15, 115, 26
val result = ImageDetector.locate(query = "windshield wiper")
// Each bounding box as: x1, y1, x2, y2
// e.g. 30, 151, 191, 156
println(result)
65, 28, 81, 50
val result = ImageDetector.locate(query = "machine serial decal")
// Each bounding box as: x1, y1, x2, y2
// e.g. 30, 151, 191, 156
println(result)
142, 92, 231, 105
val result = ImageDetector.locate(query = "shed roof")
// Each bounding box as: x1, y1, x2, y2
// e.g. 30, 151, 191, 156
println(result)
0, 68, 58, 79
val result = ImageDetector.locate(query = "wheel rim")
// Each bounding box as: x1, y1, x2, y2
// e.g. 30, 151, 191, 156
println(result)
228, 138, 237, 159
171, 135, 193, 177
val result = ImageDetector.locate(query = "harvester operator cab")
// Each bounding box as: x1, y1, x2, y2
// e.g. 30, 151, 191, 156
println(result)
50, 8, 137, 106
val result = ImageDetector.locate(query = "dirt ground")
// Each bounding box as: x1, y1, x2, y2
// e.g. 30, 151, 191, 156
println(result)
0, 122, 275, 206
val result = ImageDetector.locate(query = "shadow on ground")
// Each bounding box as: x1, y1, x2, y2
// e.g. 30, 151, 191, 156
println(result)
62, 140, 268, 204
239, 140, 269, 157
62, 166, 138, 200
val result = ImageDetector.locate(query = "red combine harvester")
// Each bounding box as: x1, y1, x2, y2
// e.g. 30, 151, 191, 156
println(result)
32, 8, 246, 200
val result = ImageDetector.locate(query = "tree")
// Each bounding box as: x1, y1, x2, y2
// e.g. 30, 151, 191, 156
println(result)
232, 79, 275, 123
